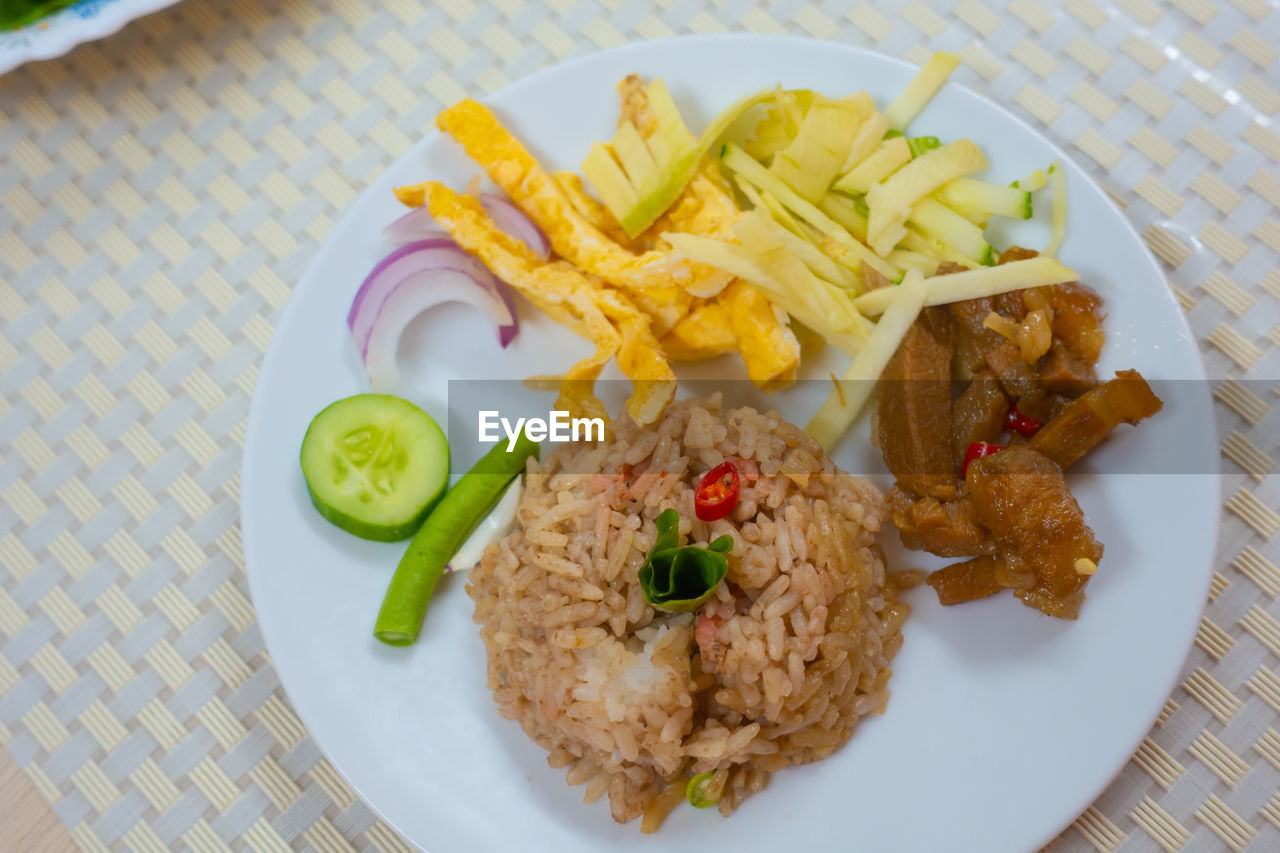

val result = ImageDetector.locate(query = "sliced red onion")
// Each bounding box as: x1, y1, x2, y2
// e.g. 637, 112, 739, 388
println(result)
353, 190, 547, 390
383, 207, 448, 245
363, 271, 516, 392
479, 193, 551, 260
348, 240, 517, 357
384, 193, 550, 261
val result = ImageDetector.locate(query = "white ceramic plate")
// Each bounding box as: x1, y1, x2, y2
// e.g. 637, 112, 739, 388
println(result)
242, 35, 1219, 853
0, 0, 180, 75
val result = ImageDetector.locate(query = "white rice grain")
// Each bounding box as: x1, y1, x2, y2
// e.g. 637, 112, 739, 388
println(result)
466, 398, 906, 830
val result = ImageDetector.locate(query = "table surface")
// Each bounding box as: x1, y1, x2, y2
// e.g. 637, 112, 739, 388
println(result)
2, 1, 1279, 852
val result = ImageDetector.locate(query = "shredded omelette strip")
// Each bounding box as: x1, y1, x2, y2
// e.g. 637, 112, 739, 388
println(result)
397, 79, 802, 415
617, 73, 660, 137
553, 171, 646, 253
656, 164, 801, 387
719, 280, 800, 389
660, 299, 737, 361
424, 182, 676, 426
430, 99, 689, 294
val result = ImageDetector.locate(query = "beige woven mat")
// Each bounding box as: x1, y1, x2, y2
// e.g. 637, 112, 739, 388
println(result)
1, 0, 1278, 850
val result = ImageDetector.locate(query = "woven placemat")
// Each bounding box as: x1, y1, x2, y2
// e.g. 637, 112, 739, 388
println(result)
1, 1, 1278, 850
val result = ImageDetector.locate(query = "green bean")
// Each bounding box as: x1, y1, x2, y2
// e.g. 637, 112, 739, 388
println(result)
373, 433, 539, 645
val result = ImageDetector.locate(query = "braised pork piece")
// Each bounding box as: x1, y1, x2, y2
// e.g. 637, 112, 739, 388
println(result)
878, 248, 1163, 619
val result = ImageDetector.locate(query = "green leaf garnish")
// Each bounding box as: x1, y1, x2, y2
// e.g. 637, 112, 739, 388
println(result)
637, 509, 732, 612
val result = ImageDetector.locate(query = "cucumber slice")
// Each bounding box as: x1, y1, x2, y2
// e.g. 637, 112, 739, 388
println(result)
300, 394, 449, 542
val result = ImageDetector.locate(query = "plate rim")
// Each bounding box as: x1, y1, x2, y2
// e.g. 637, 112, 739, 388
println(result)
241, 32, 1220, 853
0, 0, 183, 76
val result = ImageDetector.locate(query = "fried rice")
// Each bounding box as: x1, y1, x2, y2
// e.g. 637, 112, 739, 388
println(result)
467, 395, 909, 830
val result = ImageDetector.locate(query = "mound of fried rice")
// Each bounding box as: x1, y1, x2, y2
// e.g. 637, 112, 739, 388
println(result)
467, 395, 909, 829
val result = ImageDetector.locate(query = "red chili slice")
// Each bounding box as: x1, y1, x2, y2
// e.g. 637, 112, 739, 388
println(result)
961, 442, 1004, 478
695, 461, 740, 521
1004, 404, 1043, 438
